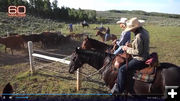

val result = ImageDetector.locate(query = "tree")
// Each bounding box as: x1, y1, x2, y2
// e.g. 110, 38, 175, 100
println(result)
44, 0, 51, 11
52, 0, 58, 9
0, 0, 8, 12
60, 6, 69, 19
0, 0, 97, 21
29, 0, 35, 7
34, 0, 44, 16
43, 0, 52, 16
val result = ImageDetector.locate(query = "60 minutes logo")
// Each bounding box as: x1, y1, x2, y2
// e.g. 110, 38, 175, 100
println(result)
8, 6, 26, 17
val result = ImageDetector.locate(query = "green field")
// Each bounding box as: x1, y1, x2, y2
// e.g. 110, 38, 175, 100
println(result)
0, 11, 180, 94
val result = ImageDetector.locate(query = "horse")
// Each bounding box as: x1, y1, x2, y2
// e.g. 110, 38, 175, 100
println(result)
67, 33, 88, 40
81, 36, 115, 52
94, 27, 106, 32
1, 83, 14, 101
69, 47, 180, 96
81, 23, 89, 28
96, 30, 117, 42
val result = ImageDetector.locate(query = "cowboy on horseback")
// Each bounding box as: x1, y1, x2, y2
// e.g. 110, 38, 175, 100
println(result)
111, 17, 150, 94
105, 27, 110, 42
83, 20, 87, 24
113, 18, 131, 55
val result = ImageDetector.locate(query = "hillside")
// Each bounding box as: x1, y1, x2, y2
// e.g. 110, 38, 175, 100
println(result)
96, 10, 180, 26
1, 10, 180, 35
0, 12, 65, 36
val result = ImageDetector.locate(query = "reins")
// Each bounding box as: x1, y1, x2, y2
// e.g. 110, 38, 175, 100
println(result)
79, 63, 107, 78
79, 54, 114, 79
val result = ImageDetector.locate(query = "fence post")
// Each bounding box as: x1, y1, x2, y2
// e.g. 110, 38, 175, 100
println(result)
76, 68, 81, 91
7, 31, 9, 37
28, 41, 35, 75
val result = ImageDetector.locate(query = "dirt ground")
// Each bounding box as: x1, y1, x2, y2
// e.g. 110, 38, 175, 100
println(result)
0, 39, 81, 66
0, 39, 83, 93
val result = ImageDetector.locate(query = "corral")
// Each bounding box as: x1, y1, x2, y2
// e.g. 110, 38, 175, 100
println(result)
0, 11, 180, 95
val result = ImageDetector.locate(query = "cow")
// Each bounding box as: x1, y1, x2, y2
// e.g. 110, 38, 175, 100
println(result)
21, 34, 42, 43
0, 35, 24, 55
40, 32, 65, 48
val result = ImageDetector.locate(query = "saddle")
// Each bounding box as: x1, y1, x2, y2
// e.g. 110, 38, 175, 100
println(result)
133, 52, 159, 83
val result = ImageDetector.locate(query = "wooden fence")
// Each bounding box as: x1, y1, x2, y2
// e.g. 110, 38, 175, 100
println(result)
27, 41, 81, 91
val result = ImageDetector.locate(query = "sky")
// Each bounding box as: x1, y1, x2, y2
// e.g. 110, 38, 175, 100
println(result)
52, 0, 180, 14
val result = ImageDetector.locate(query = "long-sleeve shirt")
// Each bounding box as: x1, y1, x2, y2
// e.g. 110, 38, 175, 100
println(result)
126, 27, 149, 61
106, 28, 110, 34
116, 31, 131, 46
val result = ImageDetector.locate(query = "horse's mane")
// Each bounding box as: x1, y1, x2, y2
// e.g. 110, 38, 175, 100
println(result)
76, 48, 114, 69
87, 37, 112, 49
97, 30, 104, 34
77, 48, 107, 58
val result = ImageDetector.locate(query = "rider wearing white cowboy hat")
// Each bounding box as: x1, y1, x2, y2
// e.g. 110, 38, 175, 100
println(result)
111, 17, 150, 94
116, 17, 127, 24
113, 17, 131, 55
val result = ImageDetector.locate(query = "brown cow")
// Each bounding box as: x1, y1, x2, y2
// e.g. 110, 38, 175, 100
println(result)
0, 35, 24, 55
40, 32, 65, 48
21, 34, 42, 43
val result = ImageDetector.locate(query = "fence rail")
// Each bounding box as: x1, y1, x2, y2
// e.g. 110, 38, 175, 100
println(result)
27, 41, 81, 91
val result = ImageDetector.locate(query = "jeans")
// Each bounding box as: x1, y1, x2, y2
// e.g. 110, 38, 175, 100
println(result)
117, 59, 147, 93
105, 33, 110, 41
113, 46, 123, 55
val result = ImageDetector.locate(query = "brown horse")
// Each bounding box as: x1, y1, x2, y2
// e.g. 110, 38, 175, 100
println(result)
67, 33, 88, 40
69, 48, 180, 96
94, 27, 106, 32
81, 36, 115, 52
96, 30, 117, 42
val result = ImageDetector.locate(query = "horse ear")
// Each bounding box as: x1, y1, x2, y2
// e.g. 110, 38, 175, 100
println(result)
85, 35, 89, 40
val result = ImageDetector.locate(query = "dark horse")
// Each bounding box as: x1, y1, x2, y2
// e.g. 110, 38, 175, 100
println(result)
81, 36, 115, 52
69, 48, 180, 96
81, 23, 89, 28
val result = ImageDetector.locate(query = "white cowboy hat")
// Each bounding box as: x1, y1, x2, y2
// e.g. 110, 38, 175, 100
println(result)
116, 18, 127, 24
138, 19, 145, 24
124, 17, 144, 32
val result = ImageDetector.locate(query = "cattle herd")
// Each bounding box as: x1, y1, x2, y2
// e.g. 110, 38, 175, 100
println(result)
0, 32, 77, 55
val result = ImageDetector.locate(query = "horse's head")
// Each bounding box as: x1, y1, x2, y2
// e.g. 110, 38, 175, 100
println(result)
69, 47, 84, 74
81, 36, 89, 49
96, 31, 100, 36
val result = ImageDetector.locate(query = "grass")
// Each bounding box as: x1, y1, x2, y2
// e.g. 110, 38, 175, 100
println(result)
0, 11, 180, 95
145, 25, 180, 64
0, 63, 107, 94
